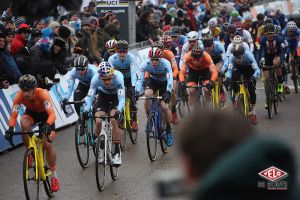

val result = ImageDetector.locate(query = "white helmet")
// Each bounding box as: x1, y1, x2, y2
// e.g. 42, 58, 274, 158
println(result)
187, 31, 199, 41
201, 28, 212, 37
105, 39, 117, 49
243, 11, 252, 21
233, 35, 244, 46
287, 21, 297, 32
208, 17, 218, 27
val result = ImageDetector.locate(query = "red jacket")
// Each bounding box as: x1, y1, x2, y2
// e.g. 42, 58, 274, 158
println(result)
10, 34, 27, 55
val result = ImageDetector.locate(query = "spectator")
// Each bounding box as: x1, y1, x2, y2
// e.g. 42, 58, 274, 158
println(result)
27, 30, 42, 49
77, 17, 94, 63
136, 10, 154, 42
10, 23, 31, 55
48, 21, 60, 36
5, 28, 14, 52
89, 16, 102, 63
59, 15, 69, 26
35, 20, 46, 31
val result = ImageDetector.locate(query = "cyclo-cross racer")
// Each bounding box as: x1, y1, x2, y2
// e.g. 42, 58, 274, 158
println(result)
62, 55, 98, 115
136, 47, 174, 146
83, 62, 125, 165
179, 46, 218, 106
5, 74, 60, 192
108, 40, 139, 131
225, 45, 260, 125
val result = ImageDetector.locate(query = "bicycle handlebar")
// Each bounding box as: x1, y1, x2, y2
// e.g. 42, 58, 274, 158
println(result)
8, 129, 52, 147
63, 100, 85, 105
139, 96, 163, 100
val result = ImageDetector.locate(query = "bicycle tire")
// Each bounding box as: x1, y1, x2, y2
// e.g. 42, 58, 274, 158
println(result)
292, 62, 298, 93
266, 82, 274, 119
23, 148, 39, 200
120, 128, 127, 151
129, 125, 138, 144
43, 166, 54, 198
95, 135, 106, 191
273, 84, 279, 115
75, 123, 90, 168
110, 142, 119, 181
146, 114, 158, 161
177, 98, 190, 118
89, 118, 97, 157
159, 118, 168, 154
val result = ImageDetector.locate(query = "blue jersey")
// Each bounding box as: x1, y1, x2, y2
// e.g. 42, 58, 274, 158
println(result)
63, 64, 98, 100
108, 52, 138, 87
258, 35, 285, 64
226, 50, 260, 79
84, 70, 125, 112
136, 58, 173, 93
282, 27, 300, 53
210, 41, 227, 63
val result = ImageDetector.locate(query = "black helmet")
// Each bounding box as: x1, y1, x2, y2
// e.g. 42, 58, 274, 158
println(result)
116, 40, 129, 50
264, 18, 274, 25
232, 45, 245, 57
191, 46, 204, 59
264, 23, 275, 34
74, 55, 89, 70
202, 34, 214, 47
18, 74, 38, 90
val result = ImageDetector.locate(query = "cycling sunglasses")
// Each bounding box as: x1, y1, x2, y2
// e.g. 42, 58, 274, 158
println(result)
117, 49, 128, 53
150, 58, 160, 62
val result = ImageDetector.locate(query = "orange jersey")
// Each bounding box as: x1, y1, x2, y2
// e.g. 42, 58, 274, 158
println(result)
179, 51, 218, 82
9, 88, 56, 127
145, 50, 179, 79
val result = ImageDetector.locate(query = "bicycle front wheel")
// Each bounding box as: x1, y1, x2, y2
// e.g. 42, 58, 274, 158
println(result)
120, 128, 127, 151
43, 166, 54, 198
291, 63, 298, 93
266, 82, 274, 119
23, 148, 39, 200
95, 135, 106, 191
75, 123, 90, 168
159, 119, 168, 154
177, 98, 190, 118
146, 114, 158, 161
110, 143, 119, 181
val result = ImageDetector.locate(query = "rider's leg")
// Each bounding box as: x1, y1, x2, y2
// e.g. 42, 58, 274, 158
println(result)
20, 114, 34, 148
73, 82, 90, 116
171, 80, 179, 124
144, 88, 154, 118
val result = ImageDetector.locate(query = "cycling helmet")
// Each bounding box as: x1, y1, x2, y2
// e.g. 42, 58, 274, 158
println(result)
98, 62, 114, 78
105, 39, 117, 49
162, 35, 172, 48
243, 11, 252, 21
202, 34, 214, 47
171, 26, 181, 35
233, 35, 243, 45
231, 10, 240, 17
264, 18, 274, 25
18, 74, 38, 90
201, 27, 212, 37
148, 47, 162, 58
264, 23, 275, 33
222, 22, 230, 32
191, 46, 204, 59
228, 24, 237, 34
116, 40, 129, 50
187, 31, 199, 41
152, 40, 164, 50
274, 25, 282, 35
208, 17, 218, 27
162, 25, 172, 34
232, 45, 245, 57
287, 21, 297, 32
74, 55, 89, 70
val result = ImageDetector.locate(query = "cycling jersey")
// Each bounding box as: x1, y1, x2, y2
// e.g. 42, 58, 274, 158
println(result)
162, 49, 179, 78
84, 70, 125, 112
179, 51, 218, 82
64, 64, 98, 100
282, 27, 300, 54
258, 35, 285, 64
108, 52, 138, 87
226, 50, 260, 79
136, 58, 173, 93
174, 35, 187, 64
180, 40, 204, 69
211, 27, 222, 39
208, 40, 227, 64
236, 29, 254, 51
9, 88, 56, 127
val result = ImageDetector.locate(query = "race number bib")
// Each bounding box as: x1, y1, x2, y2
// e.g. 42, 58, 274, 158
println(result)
13, 104, 20, 112
118, 89, 124, 96
44, 101, 52, 110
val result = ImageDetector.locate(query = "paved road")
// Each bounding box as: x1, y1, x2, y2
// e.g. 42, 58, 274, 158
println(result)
1, 81, 300, 200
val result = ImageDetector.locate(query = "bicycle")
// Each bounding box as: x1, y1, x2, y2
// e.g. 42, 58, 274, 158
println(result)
94, 103, 120, 191
63, 100, 97, 168
176, 81, 191, 118
8, 126, 54, 200
290, 52, 300, 93
211, 78, 220, 110
140, 96, 168, 162
263, 65, 282, 119
120, 97, 138, 151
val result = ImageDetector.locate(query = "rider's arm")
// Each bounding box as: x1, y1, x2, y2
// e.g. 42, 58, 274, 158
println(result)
258, 37, 266, 62
84, 75, 98, 112
116, 72, 125, 112
168, 51, 179, 79
135, 60, 147, 93
243, 30, 254, 52
247, 51, 260, 78
179, 43, 189, 70
205, 54, 218, 81
129, 55, 139, 87
41, 90, 56, 125
164, 59, 174, 92
64, 69, 76, 100
226, 55, 234, 79
8, 92, 22, 127
179, 53, 189, 82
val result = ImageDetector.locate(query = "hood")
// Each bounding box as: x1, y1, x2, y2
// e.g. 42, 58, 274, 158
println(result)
194, 136, 299, 200
104, 23, 118, 36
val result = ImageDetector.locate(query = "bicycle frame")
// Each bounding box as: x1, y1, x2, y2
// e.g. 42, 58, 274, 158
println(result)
150, 98, 164, 138
212, 79, 219, 110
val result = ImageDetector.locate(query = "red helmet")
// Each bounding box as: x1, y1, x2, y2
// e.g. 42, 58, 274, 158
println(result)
162, 25, 172, 34
148, 47, 162, 58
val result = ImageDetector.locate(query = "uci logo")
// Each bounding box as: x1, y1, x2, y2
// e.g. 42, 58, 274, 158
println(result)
98, 0, 119, 5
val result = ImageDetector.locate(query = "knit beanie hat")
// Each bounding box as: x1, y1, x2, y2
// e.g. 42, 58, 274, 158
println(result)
48, 21, 60, 31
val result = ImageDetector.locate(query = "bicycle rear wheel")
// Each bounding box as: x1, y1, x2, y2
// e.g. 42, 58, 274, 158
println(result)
159, 119, 168, 154
23, 148, 39, 200
266, 82, 274, 119
110, 142, 119, 181
146, 114, 158, 161
273, 86, 279, 115
95, 135, 106, 191
75, 123, 90, 168
291, 63, 298, 93
43, 166, 54, 198
120, 128, 127, 151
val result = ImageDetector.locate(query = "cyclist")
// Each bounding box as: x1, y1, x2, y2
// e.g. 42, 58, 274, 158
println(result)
154, 39, 179, 124
5, 74, 60, 192
108, 40, 139, 131
207, 17, 222, 40
62, 55, 98, 116
202, 34, 227, 105
180, 31, 203, 69
226, 35, 250, 58
170, 26, 187, 65
179, 46, 218, 106
225, 45, 260, 125
103, 39, 117, 61
83, 62, 125, 165
258, 23, 286, 108
136, 47, 174, 146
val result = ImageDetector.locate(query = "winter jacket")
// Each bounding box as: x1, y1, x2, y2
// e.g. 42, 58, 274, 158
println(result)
10, 34, 27, 55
